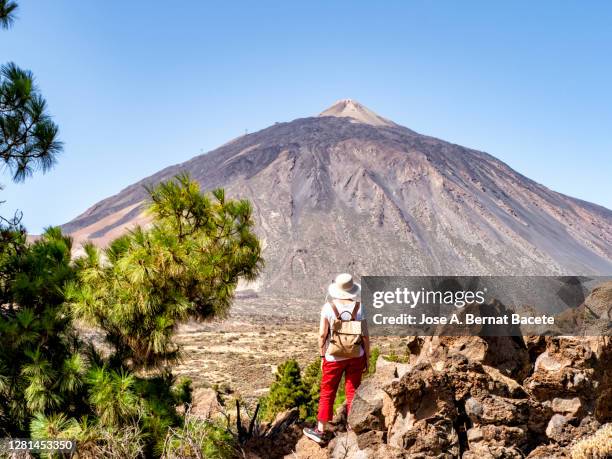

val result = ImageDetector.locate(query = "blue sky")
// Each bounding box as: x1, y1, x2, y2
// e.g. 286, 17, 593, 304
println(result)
1, 1, 611, 234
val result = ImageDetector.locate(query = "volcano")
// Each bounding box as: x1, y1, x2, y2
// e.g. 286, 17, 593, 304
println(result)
62, 100, 612, 296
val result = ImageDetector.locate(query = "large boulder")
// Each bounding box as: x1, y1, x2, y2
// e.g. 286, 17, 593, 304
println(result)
525, 337, 598, 400
525, 336, 612, 424
383, 360, 459, 455
414, 336, 531, 382
347, 378, 386, 434
291, 435, 329, 459
383, 362, 457, 420
347, 357, 410, 434
388, 417, 459, 457
584, 281, 612, 320
545, 414, 600, 446
464, 394, 529, 426
551, 396, 583, 417
466, 424, 528, 448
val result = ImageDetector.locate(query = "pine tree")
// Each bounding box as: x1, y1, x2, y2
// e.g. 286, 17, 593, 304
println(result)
0, 6, 253, 455
63, 174, 262, 455
1, 0, 61, 229
261, 359, 309, 421
0, 176, 261, 455
67, 173, 263, 369
0, 1, 18, 30
0, 62, 62, 182
0, 228, 86, 435
1, 0, 62, 183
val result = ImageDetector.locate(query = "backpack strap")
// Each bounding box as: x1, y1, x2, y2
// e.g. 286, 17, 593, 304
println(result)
329, 301, 341, 319
329, 300, 360, 321
351, 301, 360, 320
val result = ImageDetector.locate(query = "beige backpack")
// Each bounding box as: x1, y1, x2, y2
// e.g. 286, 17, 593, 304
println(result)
327, 301, 363, 358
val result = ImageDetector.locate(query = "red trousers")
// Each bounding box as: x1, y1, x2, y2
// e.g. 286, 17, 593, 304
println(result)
318, 355, 366, 422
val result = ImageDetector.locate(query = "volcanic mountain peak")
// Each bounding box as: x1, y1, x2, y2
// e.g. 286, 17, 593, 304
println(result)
318, 98, 395, 127
63, 102, 612, 296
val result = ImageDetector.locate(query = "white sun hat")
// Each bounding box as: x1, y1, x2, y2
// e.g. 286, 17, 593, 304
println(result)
328, 273, 361, 300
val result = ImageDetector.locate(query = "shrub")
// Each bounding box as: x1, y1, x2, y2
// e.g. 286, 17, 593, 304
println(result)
29, 413, 146, 459
571, 423, 612, 459
0, 228, 86, 435
368, 347, 380, 375
260, 359, 308, 421
301, 359, 322, 422
383, 346, 409, 363
162, 413, 236, 459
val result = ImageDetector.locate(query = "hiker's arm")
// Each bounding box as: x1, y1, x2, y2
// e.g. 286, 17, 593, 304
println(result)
318, 315, 329, 357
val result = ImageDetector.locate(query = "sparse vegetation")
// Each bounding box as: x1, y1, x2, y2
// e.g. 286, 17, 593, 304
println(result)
383, 344, 410, 363
368, 347, 380, 375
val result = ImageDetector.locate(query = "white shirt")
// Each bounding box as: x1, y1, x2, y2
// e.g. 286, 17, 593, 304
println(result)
321, 300, 365, 362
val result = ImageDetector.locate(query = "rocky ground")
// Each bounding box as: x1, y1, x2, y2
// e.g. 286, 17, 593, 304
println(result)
331, 335, 611, 458
268, 334, 611, 459
240, 285, 612, 458
82, 290, 612, 458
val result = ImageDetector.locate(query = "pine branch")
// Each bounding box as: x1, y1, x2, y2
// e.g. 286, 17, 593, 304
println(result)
0, 0, 18, 30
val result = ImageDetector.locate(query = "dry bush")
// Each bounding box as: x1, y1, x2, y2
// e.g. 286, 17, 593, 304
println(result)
65, 424, 146, 459
161, 407, 236, 459
571, 423, 612, 459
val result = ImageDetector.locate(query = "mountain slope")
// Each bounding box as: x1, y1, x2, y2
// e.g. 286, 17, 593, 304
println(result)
62, 100, 612, 296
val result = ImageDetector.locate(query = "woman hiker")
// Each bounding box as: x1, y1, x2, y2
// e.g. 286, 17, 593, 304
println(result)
303, 273, 370, 444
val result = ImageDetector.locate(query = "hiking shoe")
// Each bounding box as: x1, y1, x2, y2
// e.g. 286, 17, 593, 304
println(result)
303, 427, 327, 444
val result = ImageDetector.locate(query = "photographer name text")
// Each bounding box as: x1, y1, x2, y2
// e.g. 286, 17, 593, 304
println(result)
372, 312, 555, 326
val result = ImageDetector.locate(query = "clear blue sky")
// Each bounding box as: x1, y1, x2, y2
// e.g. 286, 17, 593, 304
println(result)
1, 1, 611, 234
